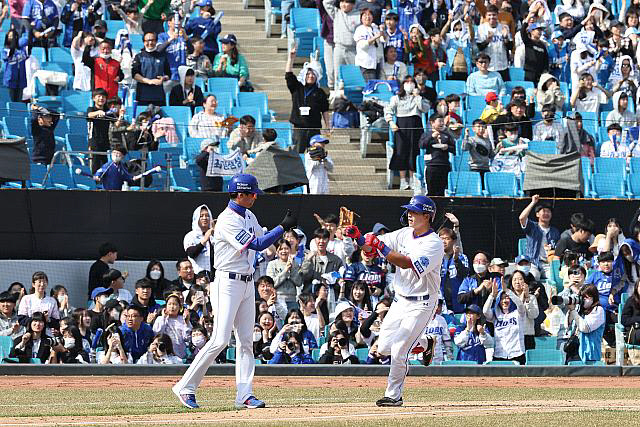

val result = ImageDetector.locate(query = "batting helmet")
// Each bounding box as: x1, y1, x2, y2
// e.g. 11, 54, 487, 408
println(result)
228, 173, 264, 194
400, 195, 436, 225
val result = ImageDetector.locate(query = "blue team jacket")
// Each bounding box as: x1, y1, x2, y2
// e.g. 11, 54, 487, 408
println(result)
185, 17, 221, 55
2, 33, 29, 89
94, 161, 134, 190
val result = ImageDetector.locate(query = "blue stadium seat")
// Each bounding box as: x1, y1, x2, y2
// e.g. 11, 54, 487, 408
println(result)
0, 336, 13, 359
464, 108, 483, 126
183, 137, 206, 164
2, 116, 30, 139
415, 149, 425, 189
268, 121, 293, 147
208, 78, 240, 101
47, 164, 74, 189
525, 349, 564, 365
170, 168, 197, 191
289, 8, 320, 58
72, 165, 96, 190
30, 47, 46, 62
48, 47, 73, 64
355, 348, 369, 363
29, 163, 48, 188
41, 61, 73, 76
264, 0, 283, 37
450, 152, 471, 171
508, 67, 525, 81
626, 174, 640, 199
7, 101, 30, 118
339, 65, 365, 104
437, 80, 465, 97
581, 157, 592, 195
237, 92, 273, 122
466, 95, 486, 112
518, 237, 526, 256
591, 173, 626, 199
67, 117, 88, 136
161, 106, 191, 141
232, 107, 263, 131
484, 172, 518, 197
312, 36, 328, 87
129, 34, 143, 50
534, 336, 558, 350
630, 157, 640, 175
66, 133, 88, 152
106, 20, 127, 39
210, 91, 234, 114
446, 171, 482, 196
528, 140, 557, 155
594, 157, 626, 177
0, 87, 12, 105
62, 90, 92, 114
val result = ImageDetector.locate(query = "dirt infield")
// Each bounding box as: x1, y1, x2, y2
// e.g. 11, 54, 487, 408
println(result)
2, 376, 640, 427
6, 375, 640, 389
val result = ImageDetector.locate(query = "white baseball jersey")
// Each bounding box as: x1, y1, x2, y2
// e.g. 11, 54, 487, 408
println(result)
378, 228, 444, 297
213, 205, 264, 274
425, 314, 450, 364
476, 23, 510, 71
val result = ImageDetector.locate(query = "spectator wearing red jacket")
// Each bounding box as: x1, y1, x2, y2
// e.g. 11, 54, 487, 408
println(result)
82, 39, 124, 98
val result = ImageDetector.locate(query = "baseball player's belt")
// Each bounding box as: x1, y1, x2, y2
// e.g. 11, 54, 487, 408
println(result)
394, 293, 429, 302
219, 271, 254, 282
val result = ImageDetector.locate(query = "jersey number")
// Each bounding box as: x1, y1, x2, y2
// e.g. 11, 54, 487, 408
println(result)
235, 230, 252, 245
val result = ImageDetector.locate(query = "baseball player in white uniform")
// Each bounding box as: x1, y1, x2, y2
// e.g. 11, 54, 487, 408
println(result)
345, 195, 444, 407
172, 173, 296, 410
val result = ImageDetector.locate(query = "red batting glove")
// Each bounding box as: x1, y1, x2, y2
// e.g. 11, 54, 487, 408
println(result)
364, 233, 391, 257
344, 225, 364, 245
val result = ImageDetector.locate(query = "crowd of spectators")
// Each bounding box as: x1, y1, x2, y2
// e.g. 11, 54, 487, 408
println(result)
4, 201, 640, 367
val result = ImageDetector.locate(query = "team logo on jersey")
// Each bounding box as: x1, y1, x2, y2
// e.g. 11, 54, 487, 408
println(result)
413, 256, 430, 274
235, 230, 252, 245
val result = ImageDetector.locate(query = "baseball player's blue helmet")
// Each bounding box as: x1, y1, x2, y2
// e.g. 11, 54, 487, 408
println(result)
228, 173, 264, 194
400, 195, 436, 225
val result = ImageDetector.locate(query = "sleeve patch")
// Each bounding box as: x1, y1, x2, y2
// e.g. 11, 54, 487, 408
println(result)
235, 230, 252, 245
413, 256, 429, 274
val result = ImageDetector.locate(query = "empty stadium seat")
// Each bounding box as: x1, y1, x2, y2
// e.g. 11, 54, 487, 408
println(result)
518, 237, 526, 256
72, 165, 96, 190
590, 173, 626, 199
450, 152, 471, 171
594, 157, 626, 177
208, 78, 240, 101
626, 174, 640, 199
0, 336, 12, 359
47, 164, 74, 189
29, 164, 48, 189
237, 92, 273, 123
446, 171, 482, 197
466, 95, 486, 112
355, 348, 369, 363
268, 121, 294, 147
484, 172, 518, 197
289, 8, 320, 58
505, 81, 534, 93
534, 336, 558, 350
62, 90, 92, 115
170, 168, 197, 191
437, 80, 465, 97
339, 65, 365, 104
528, 140, 557, 155
525, 349, 564, 365
508, 67, 525, 81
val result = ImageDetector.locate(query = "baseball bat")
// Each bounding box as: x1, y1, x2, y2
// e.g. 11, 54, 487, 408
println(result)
133, 165, 162, 180
74, 168, 93, 178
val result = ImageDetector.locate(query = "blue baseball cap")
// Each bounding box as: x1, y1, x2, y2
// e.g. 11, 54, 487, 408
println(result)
551, 30, 564, 40
91, 287, 114, 300
528, 22, 546, 32
465, 304, 482, 315
310, 134, 329, 145
515, 255, 531, 264
228, 173, 263, 194
220, 34, 237, 44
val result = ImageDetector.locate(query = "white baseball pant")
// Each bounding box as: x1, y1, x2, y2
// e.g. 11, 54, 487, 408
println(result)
376, 293, 437, 400
173, 275, 256, 404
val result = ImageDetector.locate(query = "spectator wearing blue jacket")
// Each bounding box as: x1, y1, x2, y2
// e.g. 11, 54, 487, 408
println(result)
548, 30, 570, 83
94, 145, 142, 190
2, 29, 29, 102
439, 227, 469, 314
185, 6, 221, 63
132, 32, 171, 106
518, 194, 560, 280
453, 304, 493, 364
158, 18, 188, 88
566, 284, 605, 363
119, 304, 154, 363
23, 0, 59, 49
268, 331, 315, 364
585, 251, 625, 347
60, 0, 95, 48
457, 251, 499, 310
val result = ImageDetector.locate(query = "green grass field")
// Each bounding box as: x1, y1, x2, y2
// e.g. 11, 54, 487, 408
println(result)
1, 377, 639, 426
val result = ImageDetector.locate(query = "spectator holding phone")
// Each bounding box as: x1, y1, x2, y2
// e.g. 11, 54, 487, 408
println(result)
98, 324, 129, 364
152, 293, 192, 359
52, 325, 89, 364
356, 298, 390, 347
453, 304, 494, 364
269, 308, 318, 355
483, 280, 527, 364
137, 333, 183, 364
0, 291, 24, 339
508, 270, 539, 351
10, 312, 55, 363
255, 311, 278, 360
269, 331, 315, 364
566, 284, 605, 363
184, 205, 215, 275
297, 292, 324, 340
318, 330, 359, 364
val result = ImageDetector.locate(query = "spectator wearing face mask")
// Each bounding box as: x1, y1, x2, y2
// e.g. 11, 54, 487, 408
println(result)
145, 260, 172, 301
132, 32, 171, 106
82, 39, 123, 99
458, 251, 497, 309
566, 284, 605, 363
533, 104, 564, 144
269, 331, 315, 364
51, 325, 89, 364
169, 66, 203, 114
93, 145, 141, 190
50, 285, 74, 319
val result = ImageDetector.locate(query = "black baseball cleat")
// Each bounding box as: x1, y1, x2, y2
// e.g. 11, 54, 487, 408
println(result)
422, 336, 436, 366
376, 397, 403, 407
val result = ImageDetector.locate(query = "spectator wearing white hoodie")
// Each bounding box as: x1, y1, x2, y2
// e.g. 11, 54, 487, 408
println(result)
605, 91, 637, 128
183, 205, 215, 275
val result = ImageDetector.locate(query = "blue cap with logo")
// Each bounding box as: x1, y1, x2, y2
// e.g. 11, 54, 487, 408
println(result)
228, 173, 264, 194
515, 254, 531, 264
401, 195, 436, 217
309, 134, 329, 145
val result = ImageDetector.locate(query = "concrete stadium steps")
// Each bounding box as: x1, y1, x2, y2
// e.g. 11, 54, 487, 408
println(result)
216, 0, 397, 194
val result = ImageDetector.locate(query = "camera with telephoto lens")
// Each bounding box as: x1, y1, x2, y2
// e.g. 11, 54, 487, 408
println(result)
337, 337, 347, 347
308, 145, 327, 161
286, 341, 297, 351
157, 342, 166, 353
551, 294, 583, 307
